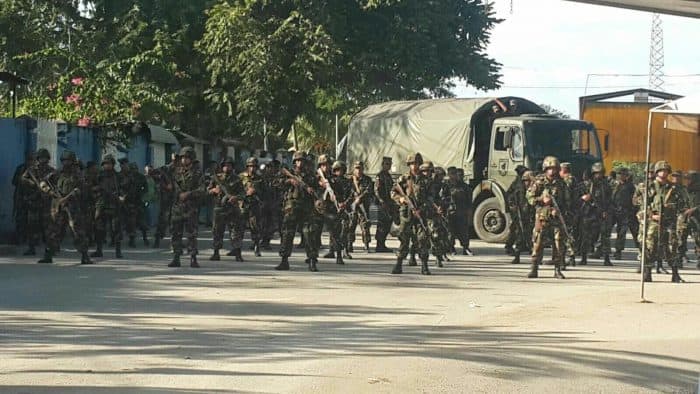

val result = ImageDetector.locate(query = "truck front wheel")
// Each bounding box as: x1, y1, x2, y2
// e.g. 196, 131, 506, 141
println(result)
473, 197, 510, 243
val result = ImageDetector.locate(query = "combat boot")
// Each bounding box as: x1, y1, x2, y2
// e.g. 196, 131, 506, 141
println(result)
391, 257, 403, 274
209, 249, 220, 261
613, 250, 622, 260
226, 249, 236, 256
80, 251, 94, 265
554, 265, 566, 279
421, 259, 431, 275
190, 254, 200, 268
233, 248, 244, 262
168, 253, 181, 267
309, 258, 319, 272
436, 255, 444, 268
568, 255, 576, 267
603, 254, 613, 266
656, 259, 666, 274
37, 248, 53, 264
375, 242, 393, 253
323, 250, 336, 259
152, 236, 160, 249
275, 257, 290, 271
671, 266, 683, 283
527, 260, 539, 278
115, 242, 123, 259
408, 253, 417, 266
643, 267, 652, 282
254, 242, 261, 257
679, 255, 688, 268
343, 248, 353, 260
336, 252, 344, 265
505, 245, 515, 256
128, 236, 136, 248
90, 244, 103, 258
579, 253, 588, 266
463, 247, 473, 256
23, 246, 36, 256
511, 253, 520, 264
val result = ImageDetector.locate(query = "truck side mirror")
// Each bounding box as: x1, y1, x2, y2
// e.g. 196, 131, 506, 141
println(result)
503, 128, 513, 148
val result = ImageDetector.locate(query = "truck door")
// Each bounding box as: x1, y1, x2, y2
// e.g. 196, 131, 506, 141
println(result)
489, 123, 524, 187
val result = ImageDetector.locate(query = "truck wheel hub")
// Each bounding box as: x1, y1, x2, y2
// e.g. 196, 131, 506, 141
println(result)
483, 209, 505, 234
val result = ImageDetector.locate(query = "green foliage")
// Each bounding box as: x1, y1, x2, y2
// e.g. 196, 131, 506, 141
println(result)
611, 160, 647, 184
539, 104, 571, 119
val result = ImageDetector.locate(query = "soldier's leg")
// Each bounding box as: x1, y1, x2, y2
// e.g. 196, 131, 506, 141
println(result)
359, 208, 371, 250
346, 212, 359, 251
210, 209, 226, 260
553, 227, 565, 278
249, 208, 262, 256
278, 208, 297, 259
392, 209, 412, 274
528, 220, 546, 278
614, 214, 629, 256
25, 208, 43, 251
228, 207, 246, 260
185, 207, 199, 267
416, 221, 431, 275
600, 215, 613, 265
303, 215, 322, 271
641, 220, 658, 280
375, 209, 390, 249
676, 215, 689, 264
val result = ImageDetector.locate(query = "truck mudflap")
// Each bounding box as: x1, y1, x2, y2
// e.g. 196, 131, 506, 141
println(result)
472, 180, 511, 243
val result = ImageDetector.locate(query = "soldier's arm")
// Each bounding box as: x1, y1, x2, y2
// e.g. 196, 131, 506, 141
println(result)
525, 181, 539, 206
374, 175, 385, 205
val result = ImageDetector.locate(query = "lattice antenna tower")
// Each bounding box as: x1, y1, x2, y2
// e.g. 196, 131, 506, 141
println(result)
649, 13, 665, 91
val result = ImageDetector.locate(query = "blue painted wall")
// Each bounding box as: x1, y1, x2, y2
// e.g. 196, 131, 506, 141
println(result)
0, 118, 31, 241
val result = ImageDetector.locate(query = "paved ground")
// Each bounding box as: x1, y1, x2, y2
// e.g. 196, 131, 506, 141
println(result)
1, 233, 699, 393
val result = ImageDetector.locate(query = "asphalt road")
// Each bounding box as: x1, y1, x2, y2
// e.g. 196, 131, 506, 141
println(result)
1, 233, 698, 393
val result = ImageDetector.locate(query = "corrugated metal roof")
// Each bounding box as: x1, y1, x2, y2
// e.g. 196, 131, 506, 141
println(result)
148, 124, 178, 145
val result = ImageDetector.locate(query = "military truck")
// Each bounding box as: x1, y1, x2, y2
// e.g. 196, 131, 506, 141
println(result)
346, 97, 602, 243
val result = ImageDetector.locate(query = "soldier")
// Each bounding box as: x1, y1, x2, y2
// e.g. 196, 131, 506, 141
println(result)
321, 160, 352, 265
208, 156, 244, 261
37, 150, 92, 264
236, 157, 264, 257
122, 162, 149, 247
577, 162, 613, 266
559, 162, 578, 268
681, 171, 700, 268
526, 156, 571, 279
391, 153, 431, 275
611, 167, 639, 260
20, 148, 56, 256
505, 165, 530, 256
347, 161, 374, 254
260, 159, 284, 249
638, 161, 685, 283
508, 170, 534, 264
12, 152, 34, 248
669, 171, 690, 268
83, 161, 99, 246
275, 151, 323, 272
444, 166, 474, 256
168, 147, 206, 268
91, 155, 123, 259
428, 163, 450, 267
152, 158, 177, 248
374, 156, 397, 253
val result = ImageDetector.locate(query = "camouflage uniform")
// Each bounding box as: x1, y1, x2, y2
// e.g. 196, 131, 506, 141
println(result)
91, 155, 123, 259
391, 153, 432, 275
680, 172, 700, 266
428, 164, 451, 266
322, 161, 353, 265
168, 147, 206, 268
122, 162, 149, 247
275, 152, 323, 272
559, 163, 578, 267
237, 157, 264, 257
576, 162, 613, 266
505, 165, 530, 255
260, 161, 285, 248
20, 149, 56, 254
507, 171, 534, 264
347, 162, 374, 253
12, 155, 33, 249
526, 156, 571, 279
38, 151, 92, 264
208, 157, 245, 261
152, 161, 177, 248
611, 168, 639, 258
83, 162, 99, 247
374, 157, 398, 253
637, 161, 685, 282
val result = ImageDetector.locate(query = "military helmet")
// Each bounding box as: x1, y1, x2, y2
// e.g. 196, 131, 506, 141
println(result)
332, 160, 346, 170
617, 167, 630, 176
221, 156, 235, 166
36, 148, 50, 160
101, 154, 116, 165
419, 163, 432, 171
447, 166, 457, 174
292, 151, 306, 162
246, 157, 258, 167
654, 160, 671, 173
60, 150, 76, 162
317, 154, 330, 165
434, 166, 445, 175
179, 146, 196, 159
671, 170, 682, 177
424, 161, 434, 169
591, 162, 605, 173
542, 155, 560, 170
353, 160, 364, 169
382, 156, 392, 163
522, 170, 534, 180
406, 152, 423, 165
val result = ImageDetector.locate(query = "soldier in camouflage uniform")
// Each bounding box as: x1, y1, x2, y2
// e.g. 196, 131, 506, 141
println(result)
275, 151, 323, 272
37, 150, 93, 264
237, 157, 264, 257
20, 148, 56, 255
444, 166, 474, 256
260, 160, 284, 249
671, 171, 695, 267
505, 165, 530, 256
526, 156, 571, 279
508, 170, 534, 264
122, 162, 149, 247
208, 156, 244, 261
168, 147, 206, 268
558, 162, 578, 268
91, 155, 123, 259
678, 171, 699, 268
637, 160, 685, 282
152, 157, 178, 248
391, 154, 432, 275
577, 162, 613, 266
374, 157, 397, 253
347, 161, 374, 253
426, 163, 450, 267
321, 160, 352, 265
611, 167, 639, 260
83, 161, 99, 246
12, 152, 33, 249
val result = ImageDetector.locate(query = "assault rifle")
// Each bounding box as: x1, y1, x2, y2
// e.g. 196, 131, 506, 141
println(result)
394, 183, 427, 232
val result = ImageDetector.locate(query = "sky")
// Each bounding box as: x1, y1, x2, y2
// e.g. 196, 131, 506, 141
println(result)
452, 0, 700, 117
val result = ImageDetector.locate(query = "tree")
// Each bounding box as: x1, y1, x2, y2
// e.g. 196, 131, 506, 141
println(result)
539, 103, 571, 119
198, 0, 502, 145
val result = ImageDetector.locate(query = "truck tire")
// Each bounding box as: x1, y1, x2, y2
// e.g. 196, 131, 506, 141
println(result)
473, 197, 510, 243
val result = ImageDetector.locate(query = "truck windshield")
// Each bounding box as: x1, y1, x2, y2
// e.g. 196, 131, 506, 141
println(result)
524, 121, 601, 161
